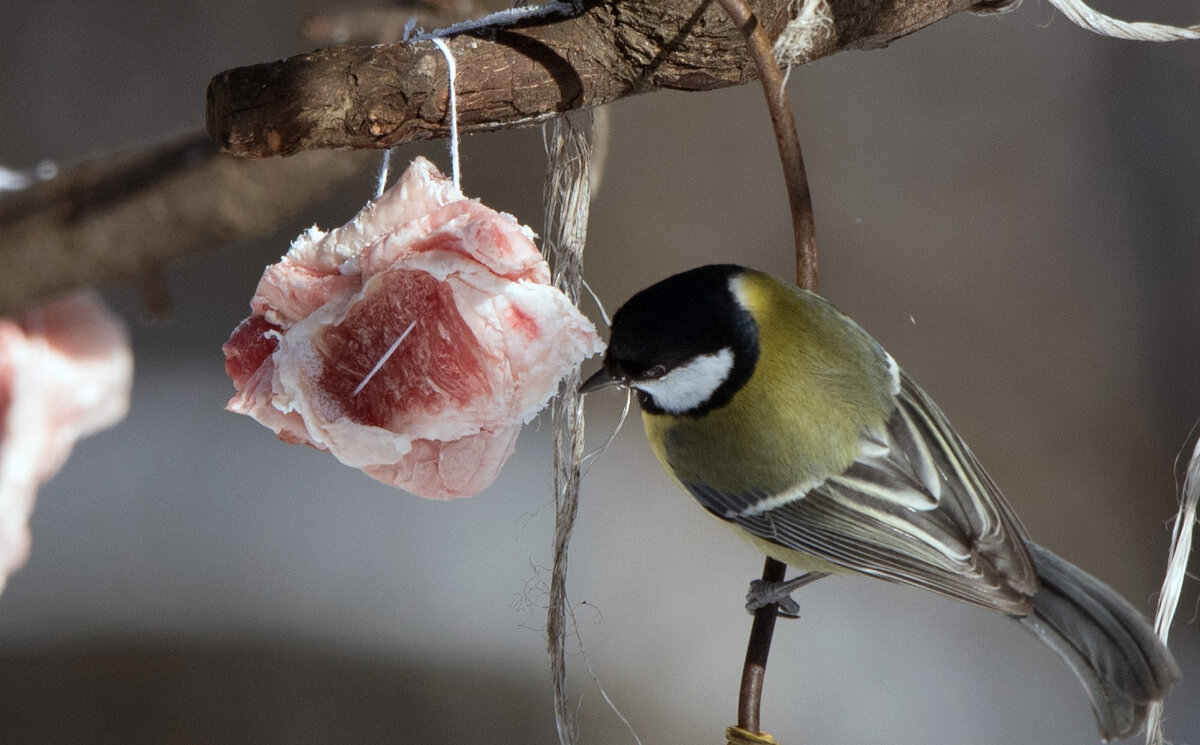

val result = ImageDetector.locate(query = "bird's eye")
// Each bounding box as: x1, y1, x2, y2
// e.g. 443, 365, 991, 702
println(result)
644, 365, 667, 380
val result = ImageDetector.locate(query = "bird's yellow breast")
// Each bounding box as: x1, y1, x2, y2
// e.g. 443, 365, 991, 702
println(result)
643, 271, 895, 498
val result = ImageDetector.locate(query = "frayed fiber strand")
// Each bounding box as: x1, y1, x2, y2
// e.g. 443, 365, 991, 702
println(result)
1144, 433, 1200, 745
542, 111, 594, 745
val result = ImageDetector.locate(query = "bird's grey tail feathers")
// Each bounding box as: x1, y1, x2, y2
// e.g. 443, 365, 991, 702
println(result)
1018, 541, 1180, 741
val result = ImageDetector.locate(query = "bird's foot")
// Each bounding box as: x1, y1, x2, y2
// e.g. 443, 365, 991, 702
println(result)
745, 572, 829, 618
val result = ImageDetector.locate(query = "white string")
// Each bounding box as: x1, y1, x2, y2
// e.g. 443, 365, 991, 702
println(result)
580, 388, 631, 474
375, 2, 589, 198
581, 278, 612, 328
1044, 0, 1200, 40
566, 598, 645, 745
352, 320, 417, 396
430, 37, 461, 192
374, 147, 394, 198
773, 0, 834, 68
1144, 427, 1200, 745
371, 36, 455, 201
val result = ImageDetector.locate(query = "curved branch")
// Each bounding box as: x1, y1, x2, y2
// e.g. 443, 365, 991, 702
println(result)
0, 133, 371, 316
207, 0, 981, 157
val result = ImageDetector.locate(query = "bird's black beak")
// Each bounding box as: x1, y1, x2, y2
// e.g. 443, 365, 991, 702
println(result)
579, 365, 626, 394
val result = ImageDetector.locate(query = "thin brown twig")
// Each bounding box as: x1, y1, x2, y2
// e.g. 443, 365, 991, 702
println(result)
715, 0, 818, 292
715, 0, 821, 737
737, 556, 788, 734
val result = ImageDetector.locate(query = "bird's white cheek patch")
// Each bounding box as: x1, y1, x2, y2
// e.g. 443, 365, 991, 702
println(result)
634, 348, 734, 414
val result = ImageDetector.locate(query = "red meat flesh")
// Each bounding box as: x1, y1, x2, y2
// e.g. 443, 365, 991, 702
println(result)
315, 270, 491, 429
223, 316, 280, 386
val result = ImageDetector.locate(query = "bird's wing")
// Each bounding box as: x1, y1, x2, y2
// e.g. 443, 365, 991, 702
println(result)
692, 372, 1039, 614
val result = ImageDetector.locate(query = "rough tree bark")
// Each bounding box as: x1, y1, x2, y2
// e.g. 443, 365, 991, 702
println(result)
207, 0, 982, 158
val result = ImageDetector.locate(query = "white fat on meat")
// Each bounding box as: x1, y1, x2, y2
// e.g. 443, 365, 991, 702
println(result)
224, 157, 604, 499
0, 292, 132, 595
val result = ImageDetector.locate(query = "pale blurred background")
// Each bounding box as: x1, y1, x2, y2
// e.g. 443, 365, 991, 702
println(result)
0, 1, 1197, 743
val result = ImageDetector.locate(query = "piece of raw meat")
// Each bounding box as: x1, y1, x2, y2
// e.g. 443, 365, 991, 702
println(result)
224, 157, 603, 499
0, 291, 133, 595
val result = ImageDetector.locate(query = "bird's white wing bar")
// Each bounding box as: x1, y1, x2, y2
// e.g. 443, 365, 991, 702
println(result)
725, 371, 1039, 612
884, 351, 902, 396
733, 481, 822, 517
897, 374, 1027, 563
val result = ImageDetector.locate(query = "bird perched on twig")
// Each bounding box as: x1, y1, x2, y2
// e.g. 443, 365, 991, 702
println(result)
582, 264, 1179, 741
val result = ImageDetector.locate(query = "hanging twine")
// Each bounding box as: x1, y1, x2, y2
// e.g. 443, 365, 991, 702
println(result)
375, 36, 598, 744
1144, 432, 1200, 745
773, 0, 835, 67
542, 110, 594, 745
1042, 0, 1200, 41
429, 37, 461, 191
376, 25, 466, 197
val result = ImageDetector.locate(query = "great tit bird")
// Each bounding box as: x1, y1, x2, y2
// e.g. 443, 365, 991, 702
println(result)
581, 264, 1179, 741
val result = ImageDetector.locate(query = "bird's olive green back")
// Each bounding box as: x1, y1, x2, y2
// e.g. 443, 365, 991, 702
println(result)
643, 270, 895, 497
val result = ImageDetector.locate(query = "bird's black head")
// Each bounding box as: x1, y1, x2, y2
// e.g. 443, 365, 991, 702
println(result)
582, 264, 759, 416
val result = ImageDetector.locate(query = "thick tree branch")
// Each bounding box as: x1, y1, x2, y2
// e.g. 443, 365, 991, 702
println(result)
0, 133, 371, 316
207, 0, 980, 157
